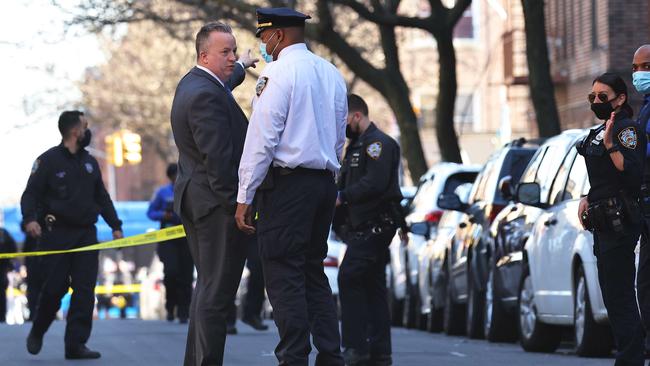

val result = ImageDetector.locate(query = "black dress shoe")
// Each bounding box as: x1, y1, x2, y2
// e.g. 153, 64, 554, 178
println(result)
26, 332, 42, 355
343, 348, 370, 366
242, 316, 269, 331
65, 345, 101, 359
226, 324, 238, 335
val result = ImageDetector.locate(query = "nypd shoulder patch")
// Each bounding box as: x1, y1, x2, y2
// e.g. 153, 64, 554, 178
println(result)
618, 127, 637, 149
366, 142, 383, 160
256, 76, 269, 97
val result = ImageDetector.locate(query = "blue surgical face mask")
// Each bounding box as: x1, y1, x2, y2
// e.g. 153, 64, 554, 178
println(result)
633, 71, 650, 94
259, 31, 279, 63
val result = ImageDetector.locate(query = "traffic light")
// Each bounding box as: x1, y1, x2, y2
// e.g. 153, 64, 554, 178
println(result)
105, 133, 124, 167
121, 130, 142, 165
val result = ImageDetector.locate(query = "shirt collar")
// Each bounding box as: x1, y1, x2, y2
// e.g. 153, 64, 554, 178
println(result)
196, 65, 225, 87
278, 43, 308, 60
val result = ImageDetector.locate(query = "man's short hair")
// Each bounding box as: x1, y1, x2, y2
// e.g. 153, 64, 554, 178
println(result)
58, 110, 84, 137
195, 22, 233, 59
347, 94, 369, 116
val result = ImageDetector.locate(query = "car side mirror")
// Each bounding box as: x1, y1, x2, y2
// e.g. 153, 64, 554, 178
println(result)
409, 222, 430, 239
516, 182, 541, 206
437, 193, 465, 212
498, 175, 514, 201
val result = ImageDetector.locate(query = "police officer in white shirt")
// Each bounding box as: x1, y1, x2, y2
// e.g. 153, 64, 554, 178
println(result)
234, 7, 347, 366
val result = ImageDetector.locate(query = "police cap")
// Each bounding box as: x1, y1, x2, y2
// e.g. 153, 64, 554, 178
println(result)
255, 7, 311, 37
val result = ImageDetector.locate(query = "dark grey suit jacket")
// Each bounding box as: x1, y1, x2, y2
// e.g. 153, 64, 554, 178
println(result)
170, 65, 247, 219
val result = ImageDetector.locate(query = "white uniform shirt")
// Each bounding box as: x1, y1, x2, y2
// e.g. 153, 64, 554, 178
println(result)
237, 43, 348, 205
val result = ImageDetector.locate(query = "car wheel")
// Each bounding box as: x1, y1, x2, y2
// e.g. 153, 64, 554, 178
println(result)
427, 267, 444, 333
518, 266, 561, 352
484, 264, 517, 342
388, 271, 404, 327
443, 273, 466, 335
574, 264, 613, 357
466, 267, 485, 339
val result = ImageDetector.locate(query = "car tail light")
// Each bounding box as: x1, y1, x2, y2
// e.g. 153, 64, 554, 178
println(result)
487, 204, 506, 224
424, 210, 443, 224
323, 255, 338, 268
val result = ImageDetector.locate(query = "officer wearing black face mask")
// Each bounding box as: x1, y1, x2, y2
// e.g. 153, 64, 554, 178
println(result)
335, 94, 406, 366
577, 73, 647, 366
21, 110, 123, 360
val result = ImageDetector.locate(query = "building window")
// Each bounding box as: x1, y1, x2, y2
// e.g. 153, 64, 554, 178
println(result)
591, 0, 598, 50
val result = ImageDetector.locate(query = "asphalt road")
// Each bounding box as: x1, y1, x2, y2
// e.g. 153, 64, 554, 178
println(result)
0, 320, 616, 365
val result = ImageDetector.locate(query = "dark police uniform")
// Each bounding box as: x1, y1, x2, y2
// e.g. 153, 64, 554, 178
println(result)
147, 183, 193, 322
636, 95, 650, 351
21, 143, 122, 352
336, 123, 404, 365
577, 111, 646, 365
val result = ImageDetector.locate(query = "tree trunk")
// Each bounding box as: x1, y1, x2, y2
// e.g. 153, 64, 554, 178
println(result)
521, 0, 561, 137
382, 73, 429, 181
435, 30, 463, 163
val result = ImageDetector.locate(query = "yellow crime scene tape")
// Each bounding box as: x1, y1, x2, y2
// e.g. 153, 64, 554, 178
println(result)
7, 284, 142, 297
0, 225, 186, 260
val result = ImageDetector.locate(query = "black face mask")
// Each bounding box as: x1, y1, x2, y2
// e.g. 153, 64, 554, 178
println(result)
590, 101, 615, 120
78, 129, 92, 148
346, 125, 359, 140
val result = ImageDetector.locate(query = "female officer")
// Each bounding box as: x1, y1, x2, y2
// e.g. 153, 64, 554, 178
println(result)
577, 72, 646, 365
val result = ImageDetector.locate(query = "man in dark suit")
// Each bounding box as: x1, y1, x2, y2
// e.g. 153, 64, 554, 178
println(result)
170, 21, 257, 366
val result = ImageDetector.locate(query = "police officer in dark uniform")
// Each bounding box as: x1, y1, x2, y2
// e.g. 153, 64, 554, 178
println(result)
21, 110, 123, 360
147, 163, 193, 323
577, 73, 646, 366
335, 94, 406, 366
631, 44, 650, 354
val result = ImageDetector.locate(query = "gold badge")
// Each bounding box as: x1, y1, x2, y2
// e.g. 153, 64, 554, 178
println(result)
256, 76, 269, 96
618, 127, 637, 149
366, 142, 382, 160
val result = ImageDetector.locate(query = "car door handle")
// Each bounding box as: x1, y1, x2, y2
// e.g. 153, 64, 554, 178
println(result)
543, 219, 558, 226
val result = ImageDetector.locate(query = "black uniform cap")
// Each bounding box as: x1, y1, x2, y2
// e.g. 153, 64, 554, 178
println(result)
255, 7, 311, 37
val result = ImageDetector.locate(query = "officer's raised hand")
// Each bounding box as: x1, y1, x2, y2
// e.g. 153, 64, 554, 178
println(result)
604, 111, 616, 148
25, 221, 41, 238
112, 230, 123, 240
238, 49, 259, 69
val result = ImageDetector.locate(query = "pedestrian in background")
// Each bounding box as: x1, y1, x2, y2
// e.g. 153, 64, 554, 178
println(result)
226, 229, 269, 334
335, 94, 406, 366
0, 227, 17, 323
235, 7, 347, 366
21, 110, 123, 359
577, 73, 646, 366
170, 21, 257, 366
147, 162, 193, 324
21, 220, 42, 321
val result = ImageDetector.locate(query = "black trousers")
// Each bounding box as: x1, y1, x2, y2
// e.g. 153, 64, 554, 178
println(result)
593, 227, 645, 366
227, 234, 265, 326
181, 198, 247, 366
157, 237, 194, 320
257, 169, 343, 366
339, 228, 394, 356
638, 219, 650, 352
30, 225, 99, 348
